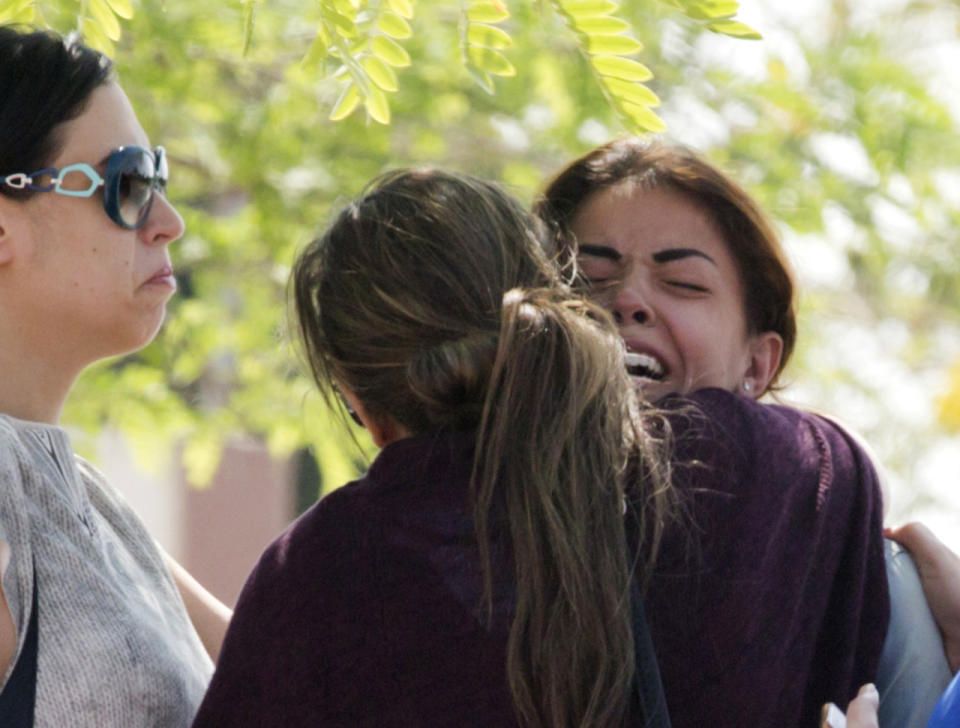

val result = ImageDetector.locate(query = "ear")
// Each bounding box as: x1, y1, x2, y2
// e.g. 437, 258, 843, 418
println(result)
740, 331, 784, 399
338, 384, 410, 449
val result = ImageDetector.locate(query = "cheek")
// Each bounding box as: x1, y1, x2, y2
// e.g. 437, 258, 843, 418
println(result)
670, 304, 748, 382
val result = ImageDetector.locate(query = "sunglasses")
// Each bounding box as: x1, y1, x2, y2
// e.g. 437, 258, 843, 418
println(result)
0, 146, 168, 230
332, 386, 365, 428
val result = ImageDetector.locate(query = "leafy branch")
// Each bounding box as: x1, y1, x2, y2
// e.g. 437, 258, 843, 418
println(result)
551, 0, 663, 132
307, 0, 414, 124
659, 0, 761, 39
460, 0, 515, 94
1, 0, 760, 130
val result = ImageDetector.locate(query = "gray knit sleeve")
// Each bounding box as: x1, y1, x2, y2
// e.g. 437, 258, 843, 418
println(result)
0, 420, 34, 683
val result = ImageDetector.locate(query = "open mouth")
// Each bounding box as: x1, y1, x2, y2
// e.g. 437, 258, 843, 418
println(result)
625, 351, 666, 381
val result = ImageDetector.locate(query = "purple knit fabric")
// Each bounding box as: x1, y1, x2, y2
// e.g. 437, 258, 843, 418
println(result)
647, 389, 889, 728
193, 388, 889, 728
192, 430, 520, 727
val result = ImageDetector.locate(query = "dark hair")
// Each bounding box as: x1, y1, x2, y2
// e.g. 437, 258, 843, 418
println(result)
293, 169, 672, 727
0, 25, 114, 200
536, 138, 797, 391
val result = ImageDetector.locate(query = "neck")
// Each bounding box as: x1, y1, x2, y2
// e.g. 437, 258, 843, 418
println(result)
0, 323, 79, 424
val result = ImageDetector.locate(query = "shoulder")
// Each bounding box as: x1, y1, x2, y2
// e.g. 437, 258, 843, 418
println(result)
663, 388, 870, 470
226, 477, 381, 630
660, 389, 882, 513
0, 417, 29, 480
73, 457, 175, 586
75, 456, 155, 540
198, 478, 382, 724
0, 418, 32, 544
248, 478, 377, 595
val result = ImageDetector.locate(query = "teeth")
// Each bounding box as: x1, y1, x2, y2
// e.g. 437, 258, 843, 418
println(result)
625, 351, 665, 380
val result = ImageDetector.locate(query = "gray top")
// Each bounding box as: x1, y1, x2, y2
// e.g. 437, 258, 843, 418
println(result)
877, 538, 953, 728
0, 414, 213, 727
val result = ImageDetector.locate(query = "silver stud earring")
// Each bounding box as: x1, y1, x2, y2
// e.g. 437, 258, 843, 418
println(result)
742, 381, 752, 393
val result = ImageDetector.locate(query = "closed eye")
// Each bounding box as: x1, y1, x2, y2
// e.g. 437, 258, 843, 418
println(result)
666, 280, 709, 293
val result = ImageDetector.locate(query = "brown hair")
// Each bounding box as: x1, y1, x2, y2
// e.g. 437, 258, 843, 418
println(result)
0, 26, 114, 200
536, 138, 797, 391
292, 169, 672, 727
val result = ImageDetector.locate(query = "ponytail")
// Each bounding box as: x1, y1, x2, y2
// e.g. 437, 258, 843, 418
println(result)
474, 287, 650, 728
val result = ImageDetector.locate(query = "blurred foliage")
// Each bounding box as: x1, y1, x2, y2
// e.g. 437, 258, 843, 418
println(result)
1, 0, 958, 518
0, 0, 759, 131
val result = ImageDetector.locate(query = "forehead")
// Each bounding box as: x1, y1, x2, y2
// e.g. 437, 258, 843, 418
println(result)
571, 182, 733, 260
51, 82, 151, 165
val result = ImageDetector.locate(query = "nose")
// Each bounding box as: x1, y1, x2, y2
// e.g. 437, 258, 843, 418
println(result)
612, 277, 654, 327
140, 192, 185, 246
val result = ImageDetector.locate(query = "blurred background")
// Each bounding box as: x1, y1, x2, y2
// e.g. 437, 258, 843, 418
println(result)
3, 0, 958, 605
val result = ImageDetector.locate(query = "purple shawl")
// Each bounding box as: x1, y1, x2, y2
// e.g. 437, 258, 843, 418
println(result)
647, 389, 890, 728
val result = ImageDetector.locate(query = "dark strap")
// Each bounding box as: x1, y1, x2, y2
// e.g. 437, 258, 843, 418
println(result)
0, 563, 38, 727
631, 578, 671, 728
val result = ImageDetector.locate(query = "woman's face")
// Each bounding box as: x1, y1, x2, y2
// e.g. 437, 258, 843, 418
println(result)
8, 82, 184, 363
570, 182, 782, 402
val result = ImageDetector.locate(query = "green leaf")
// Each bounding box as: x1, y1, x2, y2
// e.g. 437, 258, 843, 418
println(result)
364, 84, 391, 124
331, 0, 357, 17
584, 34, 642, 55
89, 0, 122, 41
322, 7, 357, 38
560, 0, 619, 17
604, 77, 660, 106
571, 16, 630, 35
378, 11, 413, 39
619, 101, 666, 132
707, 19, 762, 39
467, 1, 510, 23
591, 54, 653, 81
372, 35, 411, 67
387, 0, 414, 19
241, 0, 256, 56
362, 54, 398, 92
0, 0, 34, 24
466, 66, 496, 94
301, 28, 330, 71
105, 0, 133, 20
468, 47, 516, 77
698, 0, 740, 17
672, 0, 738, 21
329, 82, 361, 121
467, 23, 513, 49
80, 16, 114, 55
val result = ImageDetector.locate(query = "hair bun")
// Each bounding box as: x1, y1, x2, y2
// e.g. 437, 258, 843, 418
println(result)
406, 331, 499, 429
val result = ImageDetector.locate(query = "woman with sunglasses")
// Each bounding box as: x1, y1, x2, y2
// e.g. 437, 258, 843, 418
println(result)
0, 26, 226, 726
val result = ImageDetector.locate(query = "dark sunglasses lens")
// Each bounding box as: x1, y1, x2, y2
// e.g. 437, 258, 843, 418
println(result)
116, 150, 156, 227
337, 393, 365, 428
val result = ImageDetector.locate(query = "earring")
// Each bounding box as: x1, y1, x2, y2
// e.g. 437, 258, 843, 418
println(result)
742, 381, 753, 393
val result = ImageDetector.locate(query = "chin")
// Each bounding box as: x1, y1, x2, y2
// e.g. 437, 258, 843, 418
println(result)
111, 310, 167, 357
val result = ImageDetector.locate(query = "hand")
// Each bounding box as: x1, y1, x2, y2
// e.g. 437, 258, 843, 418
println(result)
886, 522, 960, 673
846, 684, 880, 728
822, 684, 879, 728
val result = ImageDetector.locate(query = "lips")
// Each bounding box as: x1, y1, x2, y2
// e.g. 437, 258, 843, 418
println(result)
144, 265, 177, 289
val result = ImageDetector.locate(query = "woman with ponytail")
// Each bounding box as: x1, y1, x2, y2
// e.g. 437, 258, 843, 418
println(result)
191, 169, 673, 728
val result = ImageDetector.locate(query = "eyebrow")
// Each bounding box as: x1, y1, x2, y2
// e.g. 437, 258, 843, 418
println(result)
578, 244, 717, 266
578, 243, 621, 261
652, 247, 717, 265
